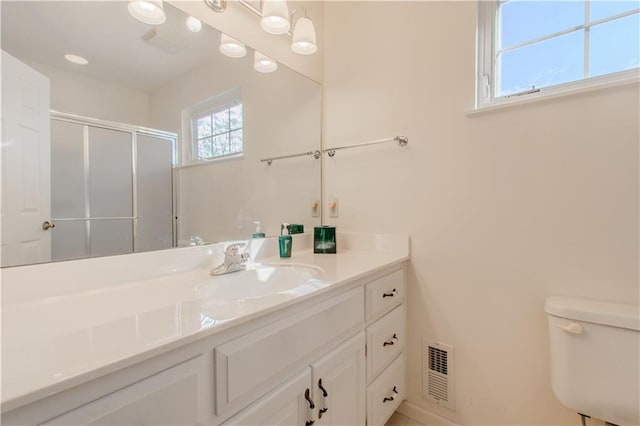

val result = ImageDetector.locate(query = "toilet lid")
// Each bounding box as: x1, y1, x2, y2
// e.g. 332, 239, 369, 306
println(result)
545, 296, 640, 331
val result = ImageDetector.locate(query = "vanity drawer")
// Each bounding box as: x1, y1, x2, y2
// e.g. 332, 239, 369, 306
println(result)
365, 268, 404, 322
366, 354, 405, 426
366, 304, 406, 382
215, 287, 364, 417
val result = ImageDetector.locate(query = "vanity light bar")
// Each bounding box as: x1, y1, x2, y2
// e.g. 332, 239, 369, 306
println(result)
260, 150, 321, 165
323, 135, 408, 157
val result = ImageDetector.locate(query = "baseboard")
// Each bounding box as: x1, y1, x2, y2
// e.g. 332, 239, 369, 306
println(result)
397, 401, 460, 426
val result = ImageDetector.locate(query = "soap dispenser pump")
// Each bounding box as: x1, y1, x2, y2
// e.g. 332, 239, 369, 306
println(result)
279, 223, 292, 258
252, 221, 265, 238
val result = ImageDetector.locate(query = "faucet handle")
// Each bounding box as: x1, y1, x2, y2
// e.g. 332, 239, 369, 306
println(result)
225, 242, 247, 256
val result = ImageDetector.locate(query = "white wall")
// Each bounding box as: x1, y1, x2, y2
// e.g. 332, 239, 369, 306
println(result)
149, 54, 321, 242
27, 62, 151, 126
322, 2, 639, 425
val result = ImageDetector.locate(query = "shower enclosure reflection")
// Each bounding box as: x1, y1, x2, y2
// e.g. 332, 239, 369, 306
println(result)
50, 115, 175, 262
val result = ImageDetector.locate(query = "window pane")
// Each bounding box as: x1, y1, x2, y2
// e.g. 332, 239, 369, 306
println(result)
230, 104, 243, 130
230, 129, 243, 154
589, 13, 640, 76
197, 137, 213, 159
591, 0, 639, 22
499, 0, 584, 49
498, 30, 584, 96
212, 110, 230, 135
197, 116, 211, 138
212, 133, 230, 156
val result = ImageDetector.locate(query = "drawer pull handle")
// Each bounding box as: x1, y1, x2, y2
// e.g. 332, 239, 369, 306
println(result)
382, 288, 397, 298
305, 388, 315, 409
305, 421, 315, 426
318, 378, 328, 397
319, 408, 328, 419
383, 386, 399, 403
383, 333, 399, 346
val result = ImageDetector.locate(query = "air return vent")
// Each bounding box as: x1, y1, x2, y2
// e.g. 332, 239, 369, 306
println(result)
423, 339, 455, 410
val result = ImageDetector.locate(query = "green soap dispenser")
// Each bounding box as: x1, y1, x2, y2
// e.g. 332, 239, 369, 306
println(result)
252, 221, 265, 238
279, 223, 292, 258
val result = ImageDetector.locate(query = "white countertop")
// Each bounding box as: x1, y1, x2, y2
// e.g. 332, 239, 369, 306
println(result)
1, 232, 409, 412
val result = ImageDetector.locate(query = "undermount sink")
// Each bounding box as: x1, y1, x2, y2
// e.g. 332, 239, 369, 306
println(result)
192, 263, 327, 320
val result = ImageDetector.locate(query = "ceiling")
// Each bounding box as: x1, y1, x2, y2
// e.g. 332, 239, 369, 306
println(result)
1, 1, 224, 93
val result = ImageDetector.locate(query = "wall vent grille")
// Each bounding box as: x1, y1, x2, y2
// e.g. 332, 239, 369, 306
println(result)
423, 339, 455, 410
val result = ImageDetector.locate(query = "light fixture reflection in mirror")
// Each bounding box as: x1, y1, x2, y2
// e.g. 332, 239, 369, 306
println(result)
254, 51, 278, 73
220, 33, 247, 58
128, 0, 167, 25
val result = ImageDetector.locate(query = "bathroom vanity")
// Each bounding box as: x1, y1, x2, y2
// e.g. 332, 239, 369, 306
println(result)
1, 233, 409, 425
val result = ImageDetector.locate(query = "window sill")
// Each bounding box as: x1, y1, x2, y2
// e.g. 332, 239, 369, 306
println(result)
466, 73, 640, 116
179, 153, 244, 169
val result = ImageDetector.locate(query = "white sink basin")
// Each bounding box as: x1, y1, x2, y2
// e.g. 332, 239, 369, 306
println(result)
192, 263, 327, 320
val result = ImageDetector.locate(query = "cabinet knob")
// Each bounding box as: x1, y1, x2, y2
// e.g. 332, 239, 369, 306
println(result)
304, 388, 315, 409
382, 288, 397, 298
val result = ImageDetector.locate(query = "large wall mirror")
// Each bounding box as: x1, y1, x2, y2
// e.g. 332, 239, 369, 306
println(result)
1, 1, 322, 268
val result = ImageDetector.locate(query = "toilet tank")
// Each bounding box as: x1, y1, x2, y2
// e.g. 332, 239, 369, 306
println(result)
545, 297, 640, 425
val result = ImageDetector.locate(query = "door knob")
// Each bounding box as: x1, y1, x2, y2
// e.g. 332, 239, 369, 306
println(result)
42, 221, 55, 231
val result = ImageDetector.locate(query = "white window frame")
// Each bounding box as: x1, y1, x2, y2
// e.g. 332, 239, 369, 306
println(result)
181, 87, 243, 166
476, 0, 640, 109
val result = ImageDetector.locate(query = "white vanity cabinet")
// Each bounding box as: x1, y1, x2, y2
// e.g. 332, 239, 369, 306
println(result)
2, 263, 407, 426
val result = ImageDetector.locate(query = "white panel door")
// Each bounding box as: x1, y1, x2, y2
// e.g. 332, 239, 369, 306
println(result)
1, 50, 51, 267
311, 333, 367, 426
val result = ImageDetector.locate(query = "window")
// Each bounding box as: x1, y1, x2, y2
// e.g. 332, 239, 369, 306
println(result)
186, 88, 243, 162
477, 0, 640, 106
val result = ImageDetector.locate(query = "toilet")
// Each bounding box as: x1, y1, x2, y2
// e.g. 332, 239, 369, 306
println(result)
545, 296, 640, 425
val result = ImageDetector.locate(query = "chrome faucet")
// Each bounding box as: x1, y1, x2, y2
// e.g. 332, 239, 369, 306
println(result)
211, 242, 249, 275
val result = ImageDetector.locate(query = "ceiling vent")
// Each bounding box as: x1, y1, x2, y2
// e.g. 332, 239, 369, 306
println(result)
142, 27, 188, 54
423, 339, 455, 410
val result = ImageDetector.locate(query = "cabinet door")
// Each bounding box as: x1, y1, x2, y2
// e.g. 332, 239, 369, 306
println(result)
311, 333, 366, 426
43, 356, 209, 425
222, 368, 314, 426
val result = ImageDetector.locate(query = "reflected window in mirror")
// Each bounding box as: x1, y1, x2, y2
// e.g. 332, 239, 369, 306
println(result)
189, 89, 243, 162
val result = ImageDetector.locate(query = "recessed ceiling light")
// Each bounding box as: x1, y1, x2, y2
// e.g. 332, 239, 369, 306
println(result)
186, 16, 202, 33
128, 0, 166, 25
64, 54, 88, 65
